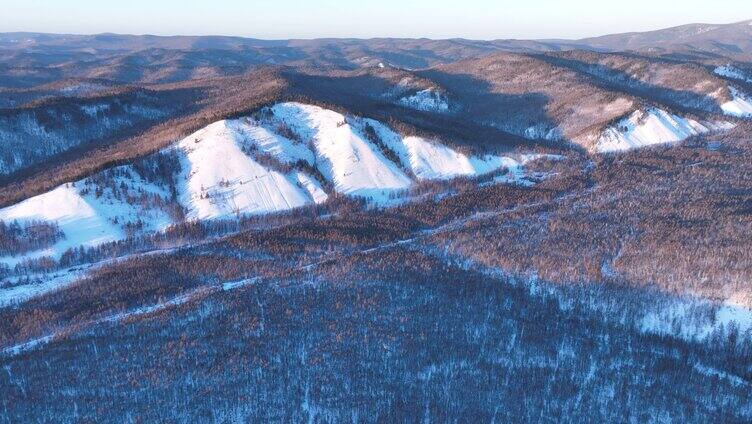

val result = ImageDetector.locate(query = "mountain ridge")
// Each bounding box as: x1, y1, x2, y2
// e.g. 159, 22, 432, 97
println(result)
3, 18, 751, 46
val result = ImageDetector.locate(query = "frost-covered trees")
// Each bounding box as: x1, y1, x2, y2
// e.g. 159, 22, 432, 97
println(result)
0, 220, 63, 256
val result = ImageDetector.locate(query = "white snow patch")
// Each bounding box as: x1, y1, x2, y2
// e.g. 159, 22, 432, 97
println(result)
0, 164, 175, 265
231, 118, 315, 165
403, 136, 476, 179
485, 154, 563, 187
597, 108, 732, 153
0, 268, 84, 307
366, 121, 513, 180
692, 26, 719, 35
293, 172, 329, 204
175, 120, 317, 220
270, 103, 412, 203
400, 136, 517, 180
714, 65, 752, 84
80, 104, 110, 117
0, 184, 121, 249
60, 83, 107, 95
398, 89, 450, 113
523, 124, 562, 141
720, 87, 752, 117
488, 121, 564, 142
640, 299, 752, 342
0, 170, 173, 265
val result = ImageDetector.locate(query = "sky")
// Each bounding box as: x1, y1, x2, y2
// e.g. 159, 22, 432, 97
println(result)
0, 0, 751, 40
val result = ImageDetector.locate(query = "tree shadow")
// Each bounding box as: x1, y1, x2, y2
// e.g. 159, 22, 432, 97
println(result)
532, 52, 727, 115
418, 69, 566, 140
283, 69, 581, 155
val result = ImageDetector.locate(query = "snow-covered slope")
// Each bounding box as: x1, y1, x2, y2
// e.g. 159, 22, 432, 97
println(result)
0, 102, 539, 263
269, 103, 413, 202
597, 108, 733, 153
402, 136, 490, 179
293, 172, 328, 204
720, 87, 752, 118
0, 167, 173, 264
229, 118, 316, 165
398, 89, 450, 113
714, 65, 752, 84
0, 113, 334, 263
368, 121, 511, 180
0, 185, 122, 257
174, 120, 321, 220
712, 67, 752, 117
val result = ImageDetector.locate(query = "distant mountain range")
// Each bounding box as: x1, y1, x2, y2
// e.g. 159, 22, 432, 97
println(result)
2, 19, 751, 54
576, 19, 752, 57
0, 19, 750, 82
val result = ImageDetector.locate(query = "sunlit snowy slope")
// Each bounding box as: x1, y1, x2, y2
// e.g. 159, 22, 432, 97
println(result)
597, 107, 734, 153
0, 102, 531, 262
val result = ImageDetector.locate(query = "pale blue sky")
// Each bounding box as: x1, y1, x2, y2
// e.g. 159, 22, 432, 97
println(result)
1, 0, 750, 40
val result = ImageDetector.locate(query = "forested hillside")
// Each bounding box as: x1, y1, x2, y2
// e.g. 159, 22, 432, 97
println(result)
1, 22, 752, 422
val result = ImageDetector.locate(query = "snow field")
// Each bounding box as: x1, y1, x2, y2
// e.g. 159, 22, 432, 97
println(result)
597, 107, 733, 152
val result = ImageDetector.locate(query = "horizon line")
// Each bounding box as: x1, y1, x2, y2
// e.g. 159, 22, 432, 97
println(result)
1, 18, 750, 43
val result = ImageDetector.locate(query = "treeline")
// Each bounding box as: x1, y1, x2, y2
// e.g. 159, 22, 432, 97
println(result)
431, 129, 752, 302
0, 67, 287, 209
0, 219, 63, 257
16, 194, 361, 274
2, 151, 568, 278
